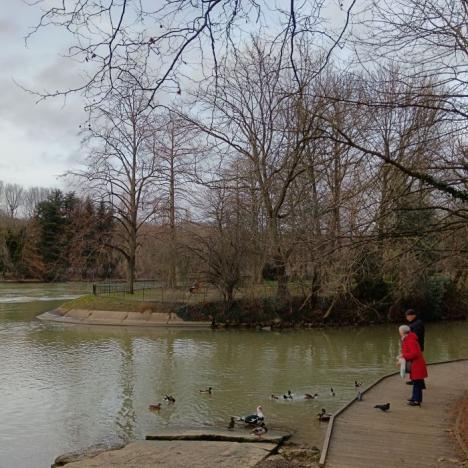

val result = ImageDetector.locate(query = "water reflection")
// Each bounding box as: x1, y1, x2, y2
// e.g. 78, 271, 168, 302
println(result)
0, 284, 467, 468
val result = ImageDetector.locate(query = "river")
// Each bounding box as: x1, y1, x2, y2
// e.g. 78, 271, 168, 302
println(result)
1, 282, 467, 468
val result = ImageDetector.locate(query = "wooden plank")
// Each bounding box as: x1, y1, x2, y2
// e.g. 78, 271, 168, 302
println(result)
320, 359, 468, 467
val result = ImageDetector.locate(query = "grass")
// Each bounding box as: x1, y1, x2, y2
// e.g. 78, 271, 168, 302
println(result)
60, 281, 308, 313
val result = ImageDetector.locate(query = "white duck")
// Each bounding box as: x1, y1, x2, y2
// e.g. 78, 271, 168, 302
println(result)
239, 405, 264, 426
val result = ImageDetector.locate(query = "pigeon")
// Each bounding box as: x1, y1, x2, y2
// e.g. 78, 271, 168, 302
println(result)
228, 417, 235, 430
374, 403, 390, 412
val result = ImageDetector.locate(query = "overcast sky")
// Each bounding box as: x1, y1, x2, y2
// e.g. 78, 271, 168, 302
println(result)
0, 1, 87, 189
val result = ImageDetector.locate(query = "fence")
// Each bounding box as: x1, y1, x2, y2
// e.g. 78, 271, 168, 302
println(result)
92, 280, 157, 297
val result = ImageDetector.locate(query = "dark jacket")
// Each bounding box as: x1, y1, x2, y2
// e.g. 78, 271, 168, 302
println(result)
409, 318, 425, 351
402, 332, 428, 380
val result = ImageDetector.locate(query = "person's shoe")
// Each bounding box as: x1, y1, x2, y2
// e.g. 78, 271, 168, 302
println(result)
407, 401, 420, 407
406, 381, 414, 385
407, 398, 415, 402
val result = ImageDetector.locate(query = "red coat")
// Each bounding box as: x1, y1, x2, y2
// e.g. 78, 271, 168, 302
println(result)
402, 332, 428, 380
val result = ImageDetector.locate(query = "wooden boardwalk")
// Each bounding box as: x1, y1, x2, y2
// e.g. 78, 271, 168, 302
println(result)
320, 359, 468, 468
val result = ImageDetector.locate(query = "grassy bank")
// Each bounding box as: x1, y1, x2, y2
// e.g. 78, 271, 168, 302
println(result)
59, 279, 467, 327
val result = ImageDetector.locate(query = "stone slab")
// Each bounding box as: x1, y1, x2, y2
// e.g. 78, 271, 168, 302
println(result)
145, 428, 291, 444
55, 440, 277, 468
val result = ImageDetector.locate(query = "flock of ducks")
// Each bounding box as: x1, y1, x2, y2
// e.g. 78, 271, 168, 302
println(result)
148, 381, 368, 436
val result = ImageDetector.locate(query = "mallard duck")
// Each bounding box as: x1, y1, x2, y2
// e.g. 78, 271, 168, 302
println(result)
354, 380, 362, 388
283, 390, 293, 400
252, 423, 268, 436
164, 395, 176, 403
304, 393, 319, 400
241, 405, 264, 426
148, 403, 161, 411
271, 394, 279, 400
199, 387, 213, 394
317, 408, 332, 422
330, 387, 335, 397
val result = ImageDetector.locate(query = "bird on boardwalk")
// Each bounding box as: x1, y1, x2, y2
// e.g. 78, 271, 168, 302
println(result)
252, 423, 268, 436
304, 393, 319, 400
356, 391, 363, 401
330, 387, 335, 397
199, 387, 212, 394
317, 408, 332, 422
148, 403, 161, 411
283, 390, 293, 400
164, 395, 176, 403
228, 417, 235, 430
374, 403, 390, 412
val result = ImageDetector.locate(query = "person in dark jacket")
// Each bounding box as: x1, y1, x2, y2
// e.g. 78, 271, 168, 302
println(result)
398, 325, 428, 406
406, 309, 425, 351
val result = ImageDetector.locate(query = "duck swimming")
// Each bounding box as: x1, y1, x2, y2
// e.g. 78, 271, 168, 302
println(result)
164, 395, 176, 403
240, 405, 264, 426
148, 403, 161, 411
330, 387, 335, 397
252, 423, 268, 436
304, 393, 319, 400
271, 394, 279, 400
199, 387, 213, 394
283, 390, 293, 400
317, 408, 332, 422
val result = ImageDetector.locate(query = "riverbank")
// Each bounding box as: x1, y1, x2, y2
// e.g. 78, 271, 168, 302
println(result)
37, 293, 467, 329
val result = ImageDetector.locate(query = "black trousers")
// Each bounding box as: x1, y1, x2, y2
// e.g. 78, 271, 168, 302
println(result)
411, 379, 425, 403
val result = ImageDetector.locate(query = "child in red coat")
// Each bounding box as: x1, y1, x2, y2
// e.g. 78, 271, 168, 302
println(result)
398, 325, 428, 406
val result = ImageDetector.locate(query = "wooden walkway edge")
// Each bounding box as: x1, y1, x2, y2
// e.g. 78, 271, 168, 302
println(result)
319, 358, 468, 467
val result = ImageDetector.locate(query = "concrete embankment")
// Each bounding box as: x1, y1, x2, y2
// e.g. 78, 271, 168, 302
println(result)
37, 308, 212, 328
52, 429, 292, 468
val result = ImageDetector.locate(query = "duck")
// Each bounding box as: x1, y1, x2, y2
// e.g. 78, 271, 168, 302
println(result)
148, 403, 161, 411
271, 394, 279, 400
354, 380, 362, 388
199, 387, 213, 394
228, 417, 235, 430
240, 405, 265, 426
283, 390, 293, 400
164, 395, 176, 403
330, 387, 335, 397
252, 423, 268, 436
304, 393, 319, 400
317, 408, 332, 422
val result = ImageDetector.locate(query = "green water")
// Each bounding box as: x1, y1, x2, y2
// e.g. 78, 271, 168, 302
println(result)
1, 283, 468, 468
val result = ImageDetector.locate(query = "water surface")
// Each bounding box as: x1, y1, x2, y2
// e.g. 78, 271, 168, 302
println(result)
1, 282, 467, 468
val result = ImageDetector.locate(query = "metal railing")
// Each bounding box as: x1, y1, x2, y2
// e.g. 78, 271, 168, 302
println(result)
92, 280, 157, 296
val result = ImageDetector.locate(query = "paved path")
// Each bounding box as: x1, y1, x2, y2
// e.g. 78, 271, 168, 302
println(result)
322, 360, 468, 468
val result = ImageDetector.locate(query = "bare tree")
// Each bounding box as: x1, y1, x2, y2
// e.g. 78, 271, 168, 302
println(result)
182, 41, 324, 302
4, 183, 24, 218
26, 0, 357, 104
73, 80, 163, 293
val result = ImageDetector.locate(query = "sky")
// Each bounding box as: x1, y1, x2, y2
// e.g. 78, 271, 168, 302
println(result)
0, 0, 353, 191
0, 1, 86, 189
